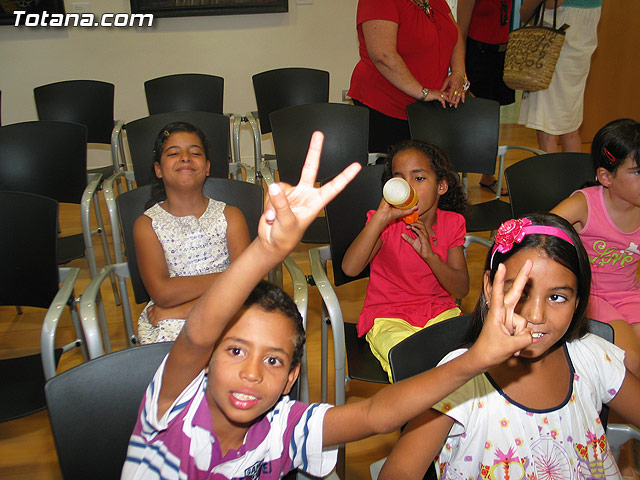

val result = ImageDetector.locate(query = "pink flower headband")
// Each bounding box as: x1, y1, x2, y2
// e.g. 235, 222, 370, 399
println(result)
490, 218, 574, 268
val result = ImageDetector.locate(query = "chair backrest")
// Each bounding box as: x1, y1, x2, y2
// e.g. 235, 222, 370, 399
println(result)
389, 315, 614, 422
45, 342, 173, 480
252, 67, 330, 135
34, 80, 115, 145
117, 178, 264, 304
389, 314, 473, 382
390, 316, 615, 382
270, 102, 369, 185
406, 96, 500, 174
323, 163, 385, 286
0, 191, 59, 308
144, 73, 224, 115
505, 152, 594, 218
123, 111, 231, 186
202, 177, 263, 241
0, 121, 87, 204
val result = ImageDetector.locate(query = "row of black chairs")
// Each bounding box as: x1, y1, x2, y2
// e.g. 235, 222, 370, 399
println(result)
29, 70, 330, 179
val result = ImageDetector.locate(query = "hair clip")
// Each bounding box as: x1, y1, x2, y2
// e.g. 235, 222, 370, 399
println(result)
603, 147, 617, 163
163, 130, 171, 138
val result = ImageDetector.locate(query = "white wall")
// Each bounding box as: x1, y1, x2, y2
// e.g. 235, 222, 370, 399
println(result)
0, 0, 360, 161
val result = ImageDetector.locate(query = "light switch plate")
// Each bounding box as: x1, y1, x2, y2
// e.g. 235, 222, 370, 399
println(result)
70, 2, 91, 13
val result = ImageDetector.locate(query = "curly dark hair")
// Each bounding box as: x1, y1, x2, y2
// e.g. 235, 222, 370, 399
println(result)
591, 118, 640, 178
465, 213, 590, 349
145, 122, 210, 209
243, 280, 306, 369
382, 140, 470, 217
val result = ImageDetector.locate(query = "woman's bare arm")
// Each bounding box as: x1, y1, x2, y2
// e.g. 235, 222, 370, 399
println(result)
363, 20, 447, 106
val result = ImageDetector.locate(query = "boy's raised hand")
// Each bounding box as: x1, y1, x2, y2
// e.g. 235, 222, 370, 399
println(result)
259, 131, 361, 257
469, 260, 533, 369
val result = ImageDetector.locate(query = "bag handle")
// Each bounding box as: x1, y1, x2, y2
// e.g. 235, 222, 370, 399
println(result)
523, 0, 558, 29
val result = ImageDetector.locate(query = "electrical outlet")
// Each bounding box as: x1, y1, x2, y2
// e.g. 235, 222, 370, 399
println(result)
342, 90, 351, 102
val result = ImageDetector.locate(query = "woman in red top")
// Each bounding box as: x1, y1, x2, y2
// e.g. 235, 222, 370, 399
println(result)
348, 0, 468, 155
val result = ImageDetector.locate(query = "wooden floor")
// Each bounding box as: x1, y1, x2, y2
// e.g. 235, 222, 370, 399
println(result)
0, 124, 594, 479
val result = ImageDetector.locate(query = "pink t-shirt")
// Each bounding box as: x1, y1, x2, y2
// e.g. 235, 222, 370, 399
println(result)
348, 0, 458, 120
357, 208, 466, 336
574, 186, 640, 296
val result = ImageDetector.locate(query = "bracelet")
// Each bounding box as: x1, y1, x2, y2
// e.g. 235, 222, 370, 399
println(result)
451, 70, 471, 92
420, 87, 429, 101
451, 70, 466, 81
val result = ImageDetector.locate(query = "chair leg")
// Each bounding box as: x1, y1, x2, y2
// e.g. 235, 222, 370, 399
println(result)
69, 300, 90, 361
96, 291, 112, 354
321, 301, 329, 404
15, 306, 22, 315
268, 264, 284, 288
336, 445, 346, 480
93, 193, 121, 306
117, 275, 139, 347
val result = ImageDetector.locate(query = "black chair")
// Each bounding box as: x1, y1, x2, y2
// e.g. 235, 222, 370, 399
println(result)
309, 164, 388, 404
307, 164, 386, 480
83, 178, 264, 353
505, 152, 594, 218
406, 97, 543, 248
45, 342, 173, 479
0, 191, 87, 423
246, 68, 329, 179
34, 80, 116, 179
111, 110, 238, 190
141, 74, 246, 176
389, 313, 472, 382
144, 73, 224, 115
45, 337, 306, 480
270, 102, 370, 243
0, 120, 117, 307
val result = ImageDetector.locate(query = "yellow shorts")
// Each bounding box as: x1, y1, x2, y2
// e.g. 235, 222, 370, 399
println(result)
365, 307, 462, 382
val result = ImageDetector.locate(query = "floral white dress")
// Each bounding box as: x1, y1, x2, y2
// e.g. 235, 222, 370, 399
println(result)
137, 199, 230, 344
433, 334, 626, 480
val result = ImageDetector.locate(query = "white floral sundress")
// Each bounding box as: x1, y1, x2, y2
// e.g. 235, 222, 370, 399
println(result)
137, 199, 230, 344
433, 334, 626, 480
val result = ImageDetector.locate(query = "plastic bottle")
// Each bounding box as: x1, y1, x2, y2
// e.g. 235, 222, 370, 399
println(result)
383, 177, 419, 224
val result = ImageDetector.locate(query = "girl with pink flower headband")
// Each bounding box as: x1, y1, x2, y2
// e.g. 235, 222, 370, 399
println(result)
380, 212, 640, 480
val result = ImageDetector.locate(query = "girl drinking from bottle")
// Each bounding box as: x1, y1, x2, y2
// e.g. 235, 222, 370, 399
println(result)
342, 140, 469, 381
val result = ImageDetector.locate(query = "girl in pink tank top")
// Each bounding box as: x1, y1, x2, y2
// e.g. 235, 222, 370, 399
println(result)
552, 119, 640, 379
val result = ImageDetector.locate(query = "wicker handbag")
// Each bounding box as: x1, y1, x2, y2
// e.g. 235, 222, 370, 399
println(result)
503, 1, 570, 92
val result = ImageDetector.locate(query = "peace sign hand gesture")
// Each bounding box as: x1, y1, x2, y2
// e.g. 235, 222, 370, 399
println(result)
468, 260, 534, 371
258, 131, 362, 259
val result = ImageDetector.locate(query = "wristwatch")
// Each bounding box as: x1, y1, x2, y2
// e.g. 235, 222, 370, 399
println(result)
420, 87, 429, 101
